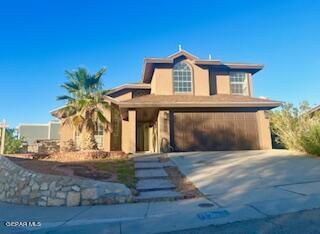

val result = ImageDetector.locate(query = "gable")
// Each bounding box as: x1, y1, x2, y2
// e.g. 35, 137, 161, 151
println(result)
142, 50, 263, 84
168, 50, 198, 60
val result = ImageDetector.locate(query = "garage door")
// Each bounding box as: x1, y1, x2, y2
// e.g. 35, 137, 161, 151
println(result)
172, 112, 260, 151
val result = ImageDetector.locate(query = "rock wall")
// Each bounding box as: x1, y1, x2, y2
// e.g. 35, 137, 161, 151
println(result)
28, 140, 60, 154
0, 156, 132, 206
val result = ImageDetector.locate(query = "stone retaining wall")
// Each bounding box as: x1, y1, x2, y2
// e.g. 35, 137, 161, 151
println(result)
28, 140, 60, 154
0, 156, 132, 206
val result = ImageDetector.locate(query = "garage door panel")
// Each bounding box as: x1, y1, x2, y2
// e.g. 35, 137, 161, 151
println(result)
173, 112, 259, 151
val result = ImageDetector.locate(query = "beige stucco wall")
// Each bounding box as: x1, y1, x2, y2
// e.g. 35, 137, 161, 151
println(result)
248, 73, 253, 96
102, 107, 112, 151
156, 110, 170, 152
151, 68, 173, 95
192, 62, 210, 96
216, 74, 231, 94
150, 59, 210, 96
112, 91, 132, 101
59, 122, 75, 150
256, 110, 272, 149
149, 58, 257, 98
148, 125, 156, 152
121, 110, 136, 153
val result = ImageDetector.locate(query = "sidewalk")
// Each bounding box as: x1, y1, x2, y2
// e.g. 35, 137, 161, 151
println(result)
4, 193, 320, 233
1, 197, 263, 234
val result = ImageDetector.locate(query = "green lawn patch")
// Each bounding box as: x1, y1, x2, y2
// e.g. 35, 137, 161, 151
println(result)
93, 158, 136, 189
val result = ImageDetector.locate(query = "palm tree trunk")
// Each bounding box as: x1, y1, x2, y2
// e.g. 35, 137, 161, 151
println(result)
80, 129, 98, 150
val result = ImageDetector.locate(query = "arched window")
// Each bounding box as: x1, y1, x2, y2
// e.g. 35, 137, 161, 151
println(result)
173, 62, 193, 93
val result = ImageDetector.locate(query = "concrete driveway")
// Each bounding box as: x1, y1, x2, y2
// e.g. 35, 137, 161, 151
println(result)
169, 150, 320, 215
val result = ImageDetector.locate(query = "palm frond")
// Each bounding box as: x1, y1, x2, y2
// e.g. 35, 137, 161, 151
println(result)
53, 105, 77, 119
71, 115, 84, 131
96, 110, 107, 124
61, 82, 79, 93
56, 95, 75, 102
65, 70, 77, 83
95, 67, 106, 79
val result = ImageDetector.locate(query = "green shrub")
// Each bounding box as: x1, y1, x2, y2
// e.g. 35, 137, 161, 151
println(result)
300, 119, 320, 155
4, 128, 24, 154
269, 102, 320, 156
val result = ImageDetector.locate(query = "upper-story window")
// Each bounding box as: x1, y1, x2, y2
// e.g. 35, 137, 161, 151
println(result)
230, 72, 249, 95
173, 62, 193, 93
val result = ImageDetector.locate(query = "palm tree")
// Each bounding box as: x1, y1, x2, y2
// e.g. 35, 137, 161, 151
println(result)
55, 67, 111, 150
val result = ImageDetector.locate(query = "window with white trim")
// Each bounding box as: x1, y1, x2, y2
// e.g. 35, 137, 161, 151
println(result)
230, 72, 249, 95
94, 121, 104, 149
173, 62, 192, 93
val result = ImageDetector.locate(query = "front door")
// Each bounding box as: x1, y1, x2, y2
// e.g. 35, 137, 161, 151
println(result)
136, 122, 149, 152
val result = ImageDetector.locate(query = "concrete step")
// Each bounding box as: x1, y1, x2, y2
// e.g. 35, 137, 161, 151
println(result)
133, 157, 159, 163
135, 168, 168, 179
135, 190, 183, 202
135, 162, 163, 170
137, 179, 176, 192
161, 160, 176, 167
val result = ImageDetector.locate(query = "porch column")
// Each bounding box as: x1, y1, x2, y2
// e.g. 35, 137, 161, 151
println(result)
256, 110, 272, 149
157, 110, 170, 152
102, 107, 111, 151
122, 110, 136, 154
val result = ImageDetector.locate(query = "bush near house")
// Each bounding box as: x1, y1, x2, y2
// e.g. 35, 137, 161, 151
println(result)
4, 128, 24, 154
269, 102, 320, 156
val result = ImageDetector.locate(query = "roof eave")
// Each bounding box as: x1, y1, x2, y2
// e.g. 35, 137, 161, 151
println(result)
106, 83, 151, 95
119, 102, 281, 109
307, 105, 320, 114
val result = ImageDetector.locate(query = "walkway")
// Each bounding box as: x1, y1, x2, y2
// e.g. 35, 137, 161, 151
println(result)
133, 154, 182, 201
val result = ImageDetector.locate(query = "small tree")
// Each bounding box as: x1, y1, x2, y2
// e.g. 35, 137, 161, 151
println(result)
55, 67, 111, 151
4, 128, 24, 154
269, 103, 302, 150
270, 102, 320, 156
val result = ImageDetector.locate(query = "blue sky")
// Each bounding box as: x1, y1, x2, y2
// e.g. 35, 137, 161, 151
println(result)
0, 0, 319, 127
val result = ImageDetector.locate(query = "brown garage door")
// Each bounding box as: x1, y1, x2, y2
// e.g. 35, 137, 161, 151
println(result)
172, 112, 260, 151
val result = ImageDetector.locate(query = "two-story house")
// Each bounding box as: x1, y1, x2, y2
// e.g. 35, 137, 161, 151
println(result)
53, 49, 281, 153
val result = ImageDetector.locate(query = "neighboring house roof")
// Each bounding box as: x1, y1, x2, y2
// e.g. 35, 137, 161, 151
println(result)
106, 83, 151, 95
118, 94, 281, 109
142, 50, 264, 83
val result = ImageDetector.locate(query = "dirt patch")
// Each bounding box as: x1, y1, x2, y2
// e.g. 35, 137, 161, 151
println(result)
6, 156, 135, 190
5, 151, 127, 161
50, 150, 126, 161
7, 157, 66, 176
160, 156, 202, 199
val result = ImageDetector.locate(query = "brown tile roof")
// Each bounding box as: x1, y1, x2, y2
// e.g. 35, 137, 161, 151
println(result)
106, 83, 150, 95
119, 94, 281, 109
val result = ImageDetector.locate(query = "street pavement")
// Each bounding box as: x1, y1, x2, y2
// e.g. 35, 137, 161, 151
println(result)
168, 208, 320, 234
